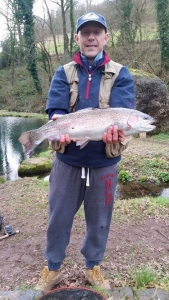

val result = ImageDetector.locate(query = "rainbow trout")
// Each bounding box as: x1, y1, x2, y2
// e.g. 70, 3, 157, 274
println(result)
18, 108, 155, 155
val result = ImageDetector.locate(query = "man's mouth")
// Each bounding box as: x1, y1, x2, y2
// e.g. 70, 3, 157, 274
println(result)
86, 45, 97, 47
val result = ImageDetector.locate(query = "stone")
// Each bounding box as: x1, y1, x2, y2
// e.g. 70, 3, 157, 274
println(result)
0, 289, 42, 300
110, 287, 134, 299
137, 288, 169, 300
131, 69, 169, 134
18, 157, 52, 177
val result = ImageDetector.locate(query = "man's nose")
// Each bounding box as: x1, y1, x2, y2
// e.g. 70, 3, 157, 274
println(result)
88, 32, 95, 39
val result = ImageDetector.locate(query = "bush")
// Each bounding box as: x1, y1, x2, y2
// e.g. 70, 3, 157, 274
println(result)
118, 170, 133, 182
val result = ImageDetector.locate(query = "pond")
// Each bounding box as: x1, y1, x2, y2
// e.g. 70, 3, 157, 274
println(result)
0, 116, 48, 181
1, 116, 169, 198
116, 181, 169, 199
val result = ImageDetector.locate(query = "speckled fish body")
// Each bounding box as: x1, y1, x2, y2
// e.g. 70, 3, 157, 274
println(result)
18, 107, 155, 155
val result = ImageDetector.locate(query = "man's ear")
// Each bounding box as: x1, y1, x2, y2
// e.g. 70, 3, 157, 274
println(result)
104, 32, 109, 45
74, 34, 79, 45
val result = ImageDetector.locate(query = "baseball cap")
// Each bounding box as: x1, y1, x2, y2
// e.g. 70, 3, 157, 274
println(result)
76, 12, 108, 33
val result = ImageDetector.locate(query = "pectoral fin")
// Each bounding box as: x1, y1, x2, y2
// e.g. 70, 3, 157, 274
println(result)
76, 139, 89, 149
48, 136, 60, 142
121, 136, 133, 145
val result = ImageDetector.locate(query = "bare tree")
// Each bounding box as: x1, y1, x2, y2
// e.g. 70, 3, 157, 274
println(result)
114, 0, 150, 68
50, 0, 69, 55
43, 0, 60, 59
69, 0, 75, 56
0, 0, 21, 82
34, 14, 55, 83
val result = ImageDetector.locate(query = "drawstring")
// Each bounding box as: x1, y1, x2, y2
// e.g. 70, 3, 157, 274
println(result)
81, 167, 85, 179
81, 167, 90, 186
86, 168, 90, 186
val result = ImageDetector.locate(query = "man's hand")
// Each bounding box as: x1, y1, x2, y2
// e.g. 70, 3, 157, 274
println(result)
102, 125, 125, 144
51, 114, 71, 145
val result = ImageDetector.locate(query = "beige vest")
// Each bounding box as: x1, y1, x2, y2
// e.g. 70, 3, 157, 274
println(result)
63, 60, 123, 111
51, 60, 131, 157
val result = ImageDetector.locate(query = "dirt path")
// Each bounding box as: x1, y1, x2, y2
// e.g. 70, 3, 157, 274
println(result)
0, 137, 169, 293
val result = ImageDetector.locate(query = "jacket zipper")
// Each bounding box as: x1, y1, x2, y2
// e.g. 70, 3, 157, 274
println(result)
85, 67, 101, 99
86, 73, 92, 99
81, 62, 105, 99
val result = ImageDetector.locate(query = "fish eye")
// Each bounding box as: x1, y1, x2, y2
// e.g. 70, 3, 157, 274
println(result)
143, 116, 149, 120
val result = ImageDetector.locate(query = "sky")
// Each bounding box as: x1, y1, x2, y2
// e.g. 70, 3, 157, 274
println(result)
0, 0, 103, 43
0, 0, 56, 42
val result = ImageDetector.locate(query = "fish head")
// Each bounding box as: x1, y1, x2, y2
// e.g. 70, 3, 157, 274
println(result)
126, 110, 156, 133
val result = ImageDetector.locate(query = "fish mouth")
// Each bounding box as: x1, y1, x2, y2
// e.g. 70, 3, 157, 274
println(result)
141, 118, 156, 131
148, 118, 155, 125
144, 124, 156, 131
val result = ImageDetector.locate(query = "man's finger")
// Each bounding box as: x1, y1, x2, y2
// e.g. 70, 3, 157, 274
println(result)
64, 134, 71, 144
111, 125, 118, 142
52, 114, 62, 120
106, 127, 113, 143
60, 134, 71, 145
118, 130, 125, 142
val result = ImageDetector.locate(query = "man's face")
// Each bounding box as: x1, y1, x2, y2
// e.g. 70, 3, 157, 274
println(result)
74, 22, 109, 60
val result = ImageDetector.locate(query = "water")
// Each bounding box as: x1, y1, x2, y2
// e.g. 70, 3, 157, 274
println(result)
1, 116, 169, 198
117, 181, 169, 199
0, 116, 48, 181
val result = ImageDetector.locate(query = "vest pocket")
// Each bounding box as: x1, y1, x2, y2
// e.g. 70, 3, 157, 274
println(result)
69, 88, 79, 112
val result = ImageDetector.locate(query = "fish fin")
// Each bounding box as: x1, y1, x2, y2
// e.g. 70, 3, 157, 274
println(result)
48, 137, 60, 142
121, 136, 133, 145
76, 139, 89, 149
18, 132, 40, 155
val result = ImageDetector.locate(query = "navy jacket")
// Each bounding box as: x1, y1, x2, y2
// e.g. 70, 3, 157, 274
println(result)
46, 51, 135, 168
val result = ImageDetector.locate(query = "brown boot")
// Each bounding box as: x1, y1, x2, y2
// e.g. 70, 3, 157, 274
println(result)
35, 266, 63, 293
85, 266, 111, 289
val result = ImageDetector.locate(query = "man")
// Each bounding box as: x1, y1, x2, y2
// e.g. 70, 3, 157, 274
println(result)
35, 12, 135, 293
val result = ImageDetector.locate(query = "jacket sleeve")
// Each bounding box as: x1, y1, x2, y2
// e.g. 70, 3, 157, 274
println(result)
46, 66, 70, 153
46, 66, 70, 114
105, 66, 135, 158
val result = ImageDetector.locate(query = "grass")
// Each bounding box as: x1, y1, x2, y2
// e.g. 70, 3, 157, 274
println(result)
113, 196, 169, 223
44, 28, 158, 55
38, 150, 53, 159
15, 283, 33, 290
1, 176, 169, 292
91, 285, 109, 298
110, 26, 158, 45
0, 64, 52, 113
151, 196, 169, 207
132, 266, 158, 289
9, 177, 49, 218
152, 133, 169, 142
0, 109, 47, 119
75, 203, 85, 220
112, 196, 169, 290
118, 135, 169, 184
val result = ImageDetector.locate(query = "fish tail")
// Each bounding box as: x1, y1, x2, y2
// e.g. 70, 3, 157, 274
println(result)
18, 130, 40, 155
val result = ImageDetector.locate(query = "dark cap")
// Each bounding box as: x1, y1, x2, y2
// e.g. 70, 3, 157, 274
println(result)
76, 12, 107, 33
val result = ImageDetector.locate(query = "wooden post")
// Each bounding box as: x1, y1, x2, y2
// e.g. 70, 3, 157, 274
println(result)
139, 132, 147, 139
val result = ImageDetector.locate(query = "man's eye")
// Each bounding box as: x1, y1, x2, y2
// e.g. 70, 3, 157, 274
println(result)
94, 31, 100, 35
81, 30, 101, 36
82, 31, 89, 35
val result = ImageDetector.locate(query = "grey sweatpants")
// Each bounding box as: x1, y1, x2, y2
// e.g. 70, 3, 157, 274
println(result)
44, 158, 118, 270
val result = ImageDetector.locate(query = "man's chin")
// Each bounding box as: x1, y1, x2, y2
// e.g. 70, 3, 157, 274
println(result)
85, 52, 98, 58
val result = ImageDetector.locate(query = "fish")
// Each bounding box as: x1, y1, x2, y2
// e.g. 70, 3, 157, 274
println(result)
18, 107, 156, 155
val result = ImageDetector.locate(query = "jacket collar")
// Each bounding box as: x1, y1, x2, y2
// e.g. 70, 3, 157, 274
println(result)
72, 50, 111, 68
